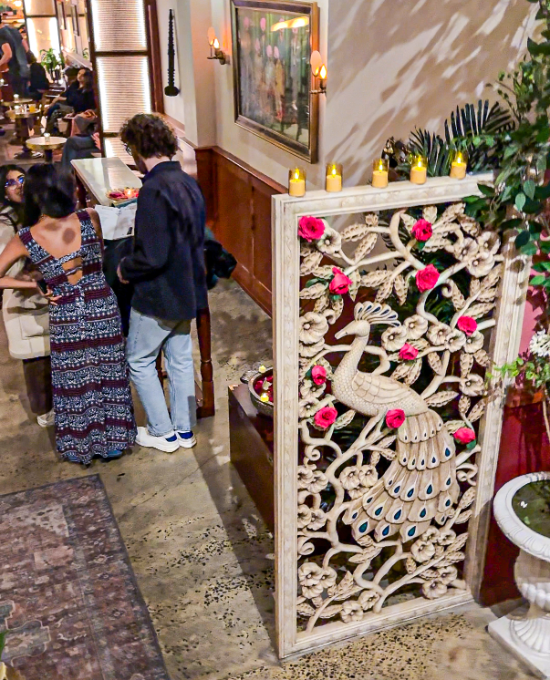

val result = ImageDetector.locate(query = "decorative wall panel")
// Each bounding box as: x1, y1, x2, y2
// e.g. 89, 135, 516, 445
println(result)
272, 176, 529, 659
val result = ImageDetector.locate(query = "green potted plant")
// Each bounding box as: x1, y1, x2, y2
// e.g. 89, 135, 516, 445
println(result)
40, 48, 62, 81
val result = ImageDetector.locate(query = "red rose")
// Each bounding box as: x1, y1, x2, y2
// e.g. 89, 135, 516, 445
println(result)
457, 316, 478, 336
298, 215, 325, 241
329, 267, 353, 295
314, 406, 338, 429
399, 343, 419, 361
415, 264, 439, 292
411, 218, 433, 242
454, 427, 476, 444
386, 409, 406, 429
311, 365, 327, 385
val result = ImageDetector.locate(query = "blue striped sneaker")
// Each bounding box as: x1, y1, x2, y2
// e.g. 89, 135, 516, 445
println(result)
177, 431, 197, 449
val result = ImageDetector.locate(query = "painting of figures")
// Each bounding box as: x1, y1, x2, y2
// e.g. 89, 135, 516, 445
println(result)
231, 1, 319, 162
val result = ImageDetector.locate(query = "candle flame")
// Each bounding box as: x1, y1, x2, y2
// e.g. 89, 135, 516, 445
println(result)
213, 38, 220, 50
319, 64, 327, 80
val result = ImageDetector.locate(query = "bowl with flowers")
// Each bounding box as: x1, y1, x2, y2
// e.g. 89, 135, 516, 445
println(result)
242, 366, 274, 417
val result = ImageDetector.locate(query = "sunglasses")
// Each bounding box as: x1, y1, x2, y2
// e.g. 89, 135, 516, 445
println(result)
5, 176, 24, 188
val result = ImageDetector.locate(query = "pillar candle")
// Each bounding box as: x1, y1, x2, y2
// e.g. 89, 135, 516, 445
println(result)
450, 151, 468, 180
410, 156, 427, 185
326, 163, 343, 192
288, 168, 306, 197
372, 158, 389, 188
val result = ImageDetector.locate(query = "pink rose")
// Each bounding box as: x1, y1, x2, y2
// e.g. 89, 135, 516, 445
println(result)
386, 409, 406, 429
457, 316, 478, 336
311, 365, 327, 385
415, 264, 439, 292
298, 215, 325, 241
411, 218, 433, 242
454, 427, 476, 444
314, 406, 338, 429
399, 343, 419, 361
329, 267, 352, 295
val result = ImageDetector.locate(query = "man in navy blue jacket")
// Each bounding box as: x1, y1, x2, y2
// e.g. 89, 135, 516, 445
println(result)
118, 114, 208, 453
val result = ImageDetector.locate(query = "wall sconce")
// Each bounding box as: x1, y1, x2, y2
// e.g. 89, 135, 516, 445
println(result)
207, 27, 230, 65
310, 50, 326, 95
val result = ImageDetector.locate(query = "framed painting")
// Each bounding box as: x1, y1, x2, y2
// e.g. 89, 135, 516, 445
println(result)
231, 0, 319, 163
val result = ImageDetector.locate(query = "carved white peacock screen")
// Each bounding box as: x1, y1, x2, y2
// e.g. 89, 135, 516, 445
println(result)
272, 178, 528, 659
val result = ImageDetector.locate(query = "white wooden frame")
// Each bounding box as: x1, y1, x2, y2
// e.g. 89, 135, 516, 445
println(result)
272, 175, 530, 660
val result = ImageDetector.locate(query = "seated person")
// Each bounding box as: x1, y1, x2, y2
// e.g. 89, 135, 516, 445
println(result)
61, 112, 98, 169
46, 66, 88, 132
27, 51, 49, 102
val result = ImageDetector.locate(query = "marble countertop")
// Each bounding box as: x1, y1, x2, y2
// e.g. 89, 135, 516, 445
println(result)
71, 157, 142, 207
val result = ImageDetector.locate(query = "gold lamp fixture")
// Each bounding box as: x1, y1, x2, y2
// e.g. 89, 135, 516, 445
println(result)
207, 27, 229, 65
310, 50, 327, 95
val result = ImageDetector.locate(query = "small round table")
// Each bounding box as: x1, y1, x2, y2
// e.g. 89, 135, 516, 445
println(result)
4, 98, 34, 109
7, 109, 41, 157
26, 136, 67, 163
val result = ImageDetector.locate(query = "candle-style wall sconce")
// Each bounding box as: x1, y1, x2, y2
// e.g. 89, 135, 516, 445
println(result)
310, 50, 327, 95
207, 27, 230, 65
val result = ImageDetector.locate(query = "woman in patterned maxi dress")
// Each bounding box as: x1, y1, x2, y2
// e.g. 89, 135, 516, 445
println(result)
0, 165, 136, 464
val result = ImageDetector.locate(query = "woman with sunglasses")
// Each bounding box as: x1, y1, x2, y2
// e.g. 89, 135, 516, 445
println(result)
0, 165, 53, 428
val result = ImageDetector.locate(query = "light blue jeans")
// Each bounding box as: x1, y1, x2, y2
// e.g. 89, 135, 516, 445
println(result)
126, 309, 196, 437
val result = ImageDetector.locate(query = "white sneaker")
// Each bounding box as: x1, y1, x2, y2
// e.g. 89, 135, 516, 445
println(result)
177, 431, 197, 449
37, 409, 55, 428
135, 426, 180, 453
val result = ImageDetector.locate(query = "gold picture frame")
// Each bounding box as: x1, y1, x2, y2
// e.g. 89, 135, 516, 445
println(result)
231, 0, 319, 164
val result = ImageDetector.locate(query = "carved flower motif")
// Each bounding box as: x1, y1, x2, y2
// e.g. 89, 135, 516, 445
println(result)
298, 563, 325, 598
297, 466, 315, 489
382, 325, 408, 351
436, 529, 456, 546
427, 323, 450, 347
358, 590, 380, 611
464, 331, 484, 354
299, 340, 325, 358
422, 579, 448, 600
340, 466, 363, 491
341, 601, 364, 623
309, 508, 328, 530
300, 312, 329, 345
299, 395, 320, 419
422, 528, 440, 543
478, 231, 500, 256
445, 329, 466, 352
307, 470, 329, 493
358, 465, 378, 488
460, 373, 485, 397
297, 504, 313, 528
320, 567, 337, 589
436, 565, 458, 585
452, 237, 478, 262
411, 538, 436, 563
467, 251, 494, 277
317, 225, 342, 255
404, 315, 429, 340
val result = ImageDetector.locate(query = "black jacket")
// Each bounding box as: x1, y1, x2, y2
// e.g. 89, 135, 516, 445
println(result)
119, 161, 208, 321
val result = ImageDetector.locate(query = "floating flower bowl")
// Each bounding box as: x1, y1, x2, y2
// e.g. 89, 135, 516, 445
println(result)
242, 367, 274, 417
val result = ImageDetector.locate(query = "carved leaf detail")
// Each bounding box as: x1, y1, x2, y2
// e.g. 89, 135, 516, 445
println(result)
348, 271, 362, 302
355, 233, 378, 262
478, 287, 498, 303
379, 448, 396, 460
460, 353, 474, 377
314, 295, 330, 314
423, 206, 438, 224
445, 420, 465, 434
330, 295, 344, 317
348, 551, 374, 565
341, 223, 370, 242
300, 250, 323, 275
375, 277, 394, 303
423, 235, 452, 252
459, 487, 476, 509
455, 510, 473, 524
438, 551, 465, 567
361, 270, 390, 288
467, 302, 496, 319
482, 264, 503, 289
425, 391, 459, 407
406, 557, 417, 574
468, 400, 486, 423
392, 362, 412, 381
319, 605, 344, 618
459, 215, 481, 236
427, 352, 444, 375
394, 275, 409, 305
449, 280, 466, 310
469, 278, 481, 296
474, 349, 490, 367
297, 602, 316, 617
459, 395, 471, 415
449, 533, 469, 553
377, 434, 397, 448
300, 283, 327, 300
334, 410, 356, 429
404, 359, 423, 386
313, 265, 336, 279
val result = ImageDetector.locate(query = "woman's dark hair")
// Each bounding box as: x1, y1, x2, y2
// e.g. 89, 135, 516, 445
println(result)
79, 68, 93, 91
120, 113, 178, 159
27, 51, 37, 64
0, 164, 25, 223
23, 164, 76, 227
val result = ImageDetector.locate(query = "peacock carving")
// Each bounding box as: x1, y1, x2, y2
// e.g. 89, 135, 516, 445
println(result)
333, 302, 460, 544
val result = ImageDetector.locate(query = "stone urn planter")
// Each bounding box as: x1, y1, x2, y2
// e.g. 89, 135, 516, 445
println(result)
489, 471, 550, 678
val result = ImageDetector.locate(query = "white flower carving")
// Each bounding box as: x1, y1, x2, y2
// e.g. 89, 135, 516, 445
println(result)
358, 590, 380, 611
404, 315, 429, 340
422, 528, 440, 543
467, 251, 494, 277
445, 329, 466, 352
460, 373, 485, 397
297, 504, 312, 529
427, 323, 450, 347
436, 529, 456, 546
300, 312, 329, 345
358, 465, 378, 488
317, 225, 342, 255
299, 340, 325, 358
299, 395, 320, 419
298, 563, 324, 598
307, 470, 328, 493
297, 466, 315, 489
341, 601, 364, 623
309, 508, 328, 530
478, 231, 500, 256
451, 237, 478, 262
436, 565, 458, 585
382, 325, 408, 351
464, 332, 484, 354
422, 579, 448, 600
320, 567, 337, 589
340, 466, 362, 491
411, 538, 436, 563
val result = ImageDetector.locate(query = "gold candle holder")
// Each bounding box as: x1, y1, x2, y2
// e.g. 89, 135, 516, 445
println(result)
410, 155, 427, 185
372, 158, 389, 188
288, 167, 306, 197
325, 163, 343, 192
450, 149, 468, 180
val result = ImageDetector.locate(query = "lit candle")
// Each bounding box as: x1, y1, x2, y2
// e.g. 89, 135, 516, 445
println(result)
13, 94, 19, 101
372, 158, 389, 188
125, 188, 134, 198
259, 365, 267, 373
325, 163, 342, 192
410, 155, 427, 185
260, 393, 270, 403
288, 167, 306, 197
450, 150, 468, 180
44, 132, 50, 140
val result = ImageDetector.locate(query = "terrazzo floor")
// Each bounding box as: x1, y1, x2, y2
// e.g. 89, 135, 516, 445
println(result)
0, 270, 536, 677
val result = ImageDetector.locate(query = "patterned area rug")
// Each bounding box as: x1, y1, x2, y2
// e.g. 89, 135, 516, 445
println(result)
0, 475, 169, 680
